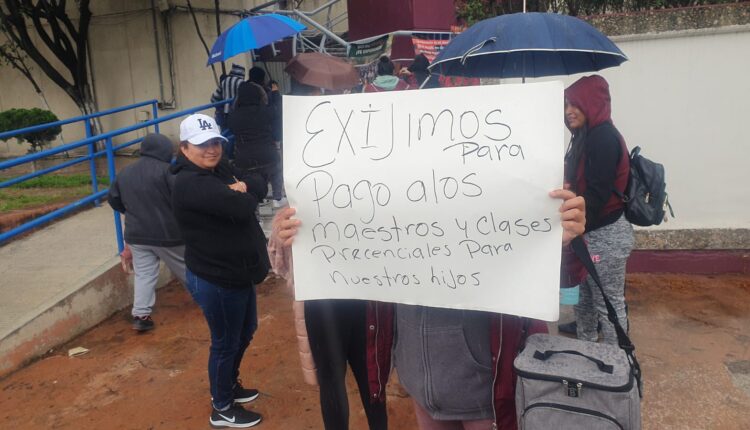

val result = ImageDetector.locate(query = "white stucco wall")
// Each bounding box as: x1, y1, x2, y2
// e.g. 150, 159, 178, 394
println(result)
518, 26, 750, 231
0, 3, 747, 231
604, 27, 750, 230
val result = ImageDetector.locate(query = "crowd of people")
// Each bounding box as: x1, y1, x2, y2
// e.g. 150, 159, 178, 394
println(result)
107, 52, 632, 429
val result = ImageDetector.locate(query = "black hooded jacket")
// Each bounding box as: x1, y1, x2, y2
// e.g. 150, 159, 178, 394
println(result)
170, 154, 269, 288
227, 82, 282, 169
108, 134, 183, 247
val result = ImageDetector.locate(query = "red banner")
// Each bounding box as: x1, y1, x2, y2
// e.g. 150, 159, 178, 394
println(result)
411, 33, 452, 62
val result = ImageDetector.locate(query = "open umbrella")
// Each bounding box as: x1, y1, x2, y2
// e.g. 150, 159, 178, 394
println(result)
429, 12, 627, 79
208, 14, 305, 66
284, 52, 361, 91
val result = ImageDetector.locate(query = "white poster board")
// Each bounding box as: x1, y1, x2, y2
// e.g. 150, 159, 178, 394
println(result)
282, 81, 564, 321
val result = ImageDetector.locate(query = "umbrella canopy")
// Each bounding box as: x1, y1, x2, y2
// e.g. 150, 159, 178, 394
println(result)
430, 12, 627, 78
284, 52, 361, 91
208, 14, 305, 65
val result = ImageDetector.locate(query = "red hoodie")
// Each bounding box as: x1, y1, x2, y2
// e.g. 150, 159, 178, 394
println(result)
565, 75, 630, 232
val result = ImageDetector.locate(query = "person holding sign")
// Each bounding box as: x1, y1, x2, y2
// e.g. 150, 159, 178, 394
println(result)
562, 75, 633, 345
267, 81, 392, 430
271, 188, 585, 429
171, 114, 270, 429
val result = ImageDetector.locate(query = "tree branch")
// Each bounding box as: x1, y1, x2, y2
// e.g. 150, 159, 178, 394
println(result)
0, 1, 73, 91
73, 0, 91, 96
0, 41, 43, 94
0, 0, 92, 111
25, 1, 61, 55
42, 1, 77, 72
27, 0, 77, 76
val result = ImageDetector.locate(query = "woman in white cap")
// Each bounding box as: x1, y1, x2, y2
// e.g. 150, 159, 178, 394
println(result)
171, 113, 269, 428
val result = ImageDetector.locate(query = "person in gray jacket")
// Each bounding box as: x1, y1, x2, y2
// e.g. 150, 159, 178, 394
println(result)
108, 133, 186, 332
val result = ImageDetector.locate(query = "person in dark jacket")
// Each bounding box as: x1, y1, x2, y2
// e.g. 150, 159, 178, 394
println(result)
210, 64, 246, 159
248, 66, 283, 143
272, 188, 586, 429
263, 82, 390, 430
400, 53, 439, 89
171, 113, 269, 429
563, 75, 633, 345
228, 81, 285, 207
108, 133, 185, 332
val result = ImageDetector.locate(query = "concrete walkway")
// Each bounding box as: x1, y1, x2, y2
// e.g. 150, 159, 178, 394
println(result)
0, 206, 118, 339
1, 273, 749, 429
0, 205, 128, 376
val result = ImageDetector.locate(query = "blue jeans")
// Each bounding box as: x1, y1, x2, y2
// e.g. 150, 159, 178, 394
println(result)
185, 269, 257, 410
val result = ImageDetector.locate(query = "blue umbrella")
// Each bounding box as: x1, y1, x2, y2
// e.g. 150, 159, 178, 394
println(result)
430, 12, 627, 78
208, 14, 306, 65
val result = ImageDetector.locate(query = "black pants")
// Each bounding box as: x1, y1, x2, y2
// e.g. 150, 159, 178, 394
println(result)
305, 299, 388, 430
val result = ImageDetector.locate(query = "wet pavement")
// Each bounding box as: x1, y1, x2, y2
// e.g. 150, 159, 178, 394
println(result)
1, 273, 748, 429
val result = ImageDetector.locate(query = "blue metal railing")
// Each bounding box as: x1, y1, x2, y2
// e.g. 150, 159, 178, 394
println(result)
0, 99, 231, 252
0, 100, 159, 199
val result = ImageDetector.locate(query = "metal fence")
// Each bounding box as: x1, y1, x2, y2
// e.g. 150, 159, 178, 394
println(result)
0, 99, 230, 251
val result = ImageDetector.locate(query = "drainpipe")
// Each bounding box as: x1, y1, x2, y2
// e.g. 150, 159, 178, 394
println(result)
214, 0, 226, 75
151, 0, 167, 106
159, 4, 177, 109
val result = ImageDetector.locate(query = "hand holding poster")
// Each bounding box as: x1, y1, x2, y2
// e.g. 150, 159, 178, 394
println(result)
282, 82, 564, 321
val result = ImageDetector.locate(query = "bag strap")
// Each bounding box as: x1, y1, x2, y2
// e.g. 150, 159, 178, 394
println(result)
533, 350, 614, 374
570, 237, 643, 396
612, 145, 636, 202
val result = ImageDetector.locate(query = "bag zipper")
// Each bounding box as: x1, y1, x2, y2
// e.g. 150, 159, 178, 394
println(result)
523, 402, 624, 430
513, 365, 634, 392
490, 316, 503, 430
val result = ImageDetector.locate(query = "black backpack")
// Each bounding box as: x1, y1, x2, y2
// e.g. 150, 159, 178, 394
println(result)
618, 146, 674, 226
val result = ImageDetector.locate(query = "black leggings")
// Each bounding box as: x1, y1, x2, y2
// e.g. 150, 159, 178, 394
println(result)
305, 299, 388, 430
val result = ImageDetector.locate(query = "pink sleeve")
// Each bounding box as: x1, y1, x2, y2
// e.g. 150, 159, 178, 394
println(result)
267, 211, 294, 289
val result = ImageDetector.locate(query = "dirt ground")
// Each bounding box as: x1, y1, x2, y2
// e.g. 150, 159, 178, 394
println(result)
1, 273, 749, 430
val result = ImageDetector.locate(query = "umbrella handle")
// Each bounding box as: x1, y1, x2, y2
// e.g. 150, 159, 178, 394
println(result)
460, 37, 497, 66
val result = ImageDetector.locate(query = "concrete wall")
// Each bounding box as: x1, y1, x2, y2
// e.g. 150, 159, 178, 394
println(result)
603, 27, 750, 231
501, 24, 750, 236
1, 2, 748, 245
0, 0, 347, 156
503, 6, 750, 244
522, 26, 750, 232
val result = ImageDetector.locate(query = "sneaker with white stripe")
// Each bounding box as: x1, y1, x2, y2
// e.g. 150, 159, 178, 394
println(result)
233, 381, 259, 404
210, 404, 261, 428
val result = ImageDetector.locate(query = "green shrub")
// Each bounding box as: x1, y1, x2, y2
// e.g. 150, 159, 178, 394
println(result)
0, 108, 62, 153
9, 174, 110, 189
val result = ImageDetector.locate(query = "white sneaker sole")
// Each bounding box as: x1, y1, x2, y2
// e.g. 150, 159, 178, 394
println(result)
212, 391, 260, 404
234, 391, 260, 403
210, 416, 262, 428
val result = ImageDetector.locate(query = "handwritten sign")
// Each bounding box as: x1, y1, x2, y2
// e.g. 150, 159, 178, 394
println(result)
283, 82, 564, 321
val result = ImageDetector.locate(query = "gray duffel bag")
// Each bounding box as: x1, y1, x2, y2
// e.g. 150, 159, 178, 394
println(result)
514, 238, 643, 430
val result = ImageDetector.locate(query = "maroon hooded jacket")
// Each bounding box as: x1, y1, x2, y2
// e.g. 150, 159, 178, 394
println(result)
565, 75, 630, 232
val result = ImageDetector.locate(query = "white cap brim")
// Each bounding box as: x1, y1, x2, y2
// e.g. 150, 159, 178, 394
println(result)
186, 130, 228, 145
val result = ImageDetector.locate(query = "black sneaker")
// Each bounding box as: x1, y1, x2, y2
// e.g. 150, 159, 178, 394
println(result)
210, 404, 262, 428
132, 315, 154, 332
233, 381, 259, 403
